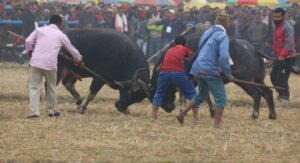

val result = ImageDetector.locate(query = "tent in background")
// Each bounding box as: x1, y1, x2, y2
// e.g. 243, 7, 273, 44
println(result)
227, 0, 291, 7
184, 0, 227, 9
102, 0, 179, 6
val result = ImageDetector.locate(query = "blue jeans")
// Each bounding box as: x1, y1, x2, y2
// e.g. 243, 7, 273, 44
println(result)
153, 72, 196, 106
194, 77, 227, 108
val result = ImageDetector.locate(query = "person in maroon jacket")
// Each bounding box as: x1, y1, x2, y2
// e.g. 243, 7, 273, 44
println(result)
270, 8, 297, 102
152, 36, 197, 121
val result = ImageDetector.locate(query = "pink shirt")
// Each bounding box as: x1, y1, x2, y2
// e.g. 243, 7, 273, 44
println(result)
25, 24, 82, 71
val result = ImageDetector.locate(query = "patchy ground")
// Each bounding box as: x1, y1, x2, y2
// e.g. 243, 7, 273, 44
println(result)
0, 63, 299, 162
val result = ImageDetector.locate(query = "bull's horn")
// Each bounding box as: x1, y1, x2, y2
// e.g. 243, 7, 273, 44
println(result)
132, 68, 148, 81
114, 80, 132, 88
131, 67, 148, 90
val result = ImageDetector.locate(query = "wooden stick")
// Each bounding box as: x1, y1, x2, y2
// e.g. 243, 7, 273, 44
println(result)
147, 22, 207, 63
198, 71, 286, 90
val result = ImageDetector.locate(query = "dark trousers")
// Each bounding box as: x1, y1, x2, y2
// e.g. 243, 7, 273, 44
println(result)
270, 59, 295, 98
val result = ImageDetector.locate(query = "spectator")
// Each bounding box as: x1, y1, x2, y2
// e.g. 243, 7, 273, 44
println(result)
156, 9, 185, 47
68, 7, 80, 29
103, 9, 114, 29
115, 7, 128, 33
21, 2, 38, 37
270, 8, 297, 102
135, 11, 148, 55
247, 12, 268, 51
147, 9, 162, 59
79, 3, 98, 28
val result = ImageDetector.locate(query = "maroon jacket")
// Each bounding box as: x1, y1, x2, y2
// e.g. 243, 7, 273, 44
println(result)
273, 20, 297, 58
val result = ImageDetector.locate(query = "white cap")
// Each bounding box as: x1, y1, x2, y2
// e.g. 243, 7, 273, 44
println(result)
169, 9, 175, 14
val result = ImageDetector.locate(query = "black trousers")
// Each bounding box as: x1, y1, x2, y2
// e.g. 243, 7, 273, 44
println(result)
270, 59, 295, 98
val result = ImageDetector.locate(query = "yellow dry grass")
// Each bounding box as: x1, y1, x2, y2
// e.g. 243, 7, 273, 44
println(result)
0, 62, 299, 162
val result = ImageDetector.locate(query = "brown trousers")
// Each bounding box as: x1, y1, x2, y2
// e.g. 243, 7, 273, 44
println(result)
28, 66, 57, 116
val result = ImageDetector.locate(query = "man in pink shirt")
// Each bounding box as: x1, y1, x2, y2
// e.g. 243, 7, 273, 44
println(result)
24, 15, 84, 118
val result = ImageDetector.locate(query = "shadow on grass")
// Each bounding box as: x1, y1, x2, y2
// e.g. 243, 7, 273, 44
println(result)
1, 93, 299, 109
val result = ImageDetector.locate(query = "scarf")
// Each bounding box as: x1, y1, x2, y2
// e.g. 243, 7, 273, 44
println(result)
115, 14, 128, 32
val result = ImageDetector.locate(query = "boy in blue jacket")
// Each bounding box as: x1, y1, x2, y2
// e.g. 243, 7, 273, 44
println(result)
176, 15, 234, 128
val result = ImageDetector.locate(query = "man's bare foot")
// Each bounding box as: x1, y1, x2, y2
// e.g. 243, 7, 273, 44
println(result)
214, 123, 221, 129
193, 119, 200, 125
176, 115, 184, 125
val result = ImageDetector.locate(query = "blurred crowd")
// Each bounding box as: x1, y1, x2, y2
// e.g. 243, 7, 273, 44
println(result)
0, 1, 299, 62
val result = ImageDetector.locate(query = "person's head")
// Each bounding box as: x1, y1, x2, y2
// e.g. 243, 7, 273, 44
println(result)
174, 36, 186, 46
118, 7, 124, 15
168, 9, 175, 18
255, 12, 262, 23
215, 14, 230, 29
49, 14, 63, 29
273, 8, 285, 25
84, 4, 93, 13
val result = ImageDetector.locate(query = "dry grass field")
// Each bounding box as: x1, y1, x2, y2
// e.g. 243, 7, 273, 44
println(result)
0, 62, 299, 162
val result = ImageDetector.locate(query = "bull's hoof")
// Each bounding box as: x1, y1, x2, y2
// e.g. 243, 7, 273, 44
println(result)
269, 113, 277, 119
76, 98, 83, 105
122, 108, 131, 115
77, 106, 86, 114
251, 112, 259, 119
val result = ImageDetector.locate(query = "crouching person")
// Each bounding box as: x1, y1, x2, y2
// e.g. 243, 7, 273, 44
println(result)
152, 36, 197, 121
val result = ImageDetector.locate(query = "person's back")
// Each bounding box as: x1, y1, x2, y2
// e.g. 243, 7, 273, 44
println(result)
177, 15, 233, 128
25, 15, 83, 119
190, 25, 231, 79
29, 25, 66, 70
152, 36, 196, 121
160, 45, 193, 73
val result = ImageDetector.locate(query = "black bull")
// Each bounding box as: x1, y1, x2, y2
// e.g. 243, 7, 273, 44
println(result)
57, 29, 150, 113
149, 29, 277, 120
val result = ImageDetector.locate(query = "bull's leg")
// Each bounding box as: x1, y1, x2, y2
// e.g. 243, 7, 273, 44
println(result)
236, 83, 261, 119
62, 77, 82, 105
77, 79, 104, 114
260, 86, 276, 119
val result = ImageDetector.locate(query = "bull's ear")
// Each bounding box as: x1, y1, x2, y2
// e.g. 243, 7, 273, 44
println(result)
114, 80, 132, 88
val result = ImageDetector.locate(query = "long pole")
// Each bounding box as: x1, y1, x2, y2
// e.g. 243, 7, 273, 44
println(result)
147, 22, 208, 63
198, 71, 285, 90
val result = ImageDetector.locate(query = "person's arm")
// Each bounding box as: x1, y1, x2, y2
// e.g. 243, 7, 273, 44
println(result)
263, 23, 269, 40
279, 24, 295, 59
60, 33, 82, 62
185, 47, 194, 57
155, 19, 165, 26
23, 29, 38, 55
218, 34, 232, 79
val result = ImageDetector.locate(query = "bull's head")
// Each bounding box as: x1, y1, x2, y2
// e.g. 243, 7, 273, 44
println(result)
114, 68, 150, 112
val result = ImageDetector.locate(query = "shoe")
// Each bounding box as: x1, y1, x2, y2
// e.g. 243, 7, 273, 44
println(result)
48, 111, 61, 117
27, 115, 39, 119
278, 96, 289, 102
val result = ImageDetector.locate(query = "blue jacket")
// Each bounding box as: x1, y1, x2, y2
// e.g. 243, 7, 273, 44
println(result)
190, 25, 232, 79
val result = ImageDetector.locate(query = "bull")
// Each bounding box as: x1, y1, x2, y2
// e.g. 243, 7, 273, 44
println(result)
57, 29, 150, 113
149, 29, 277, 119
